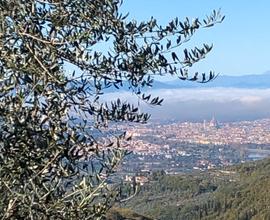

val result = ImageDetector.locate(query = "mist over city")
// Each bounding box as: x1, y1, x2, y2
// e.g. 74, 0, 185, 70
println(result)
104, 72, 270, 122
148, 87, 270, 122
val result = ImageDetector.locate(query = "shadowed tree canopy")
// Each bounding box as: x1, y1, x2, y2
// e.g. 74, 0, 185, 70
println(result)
0, 0, 224, 219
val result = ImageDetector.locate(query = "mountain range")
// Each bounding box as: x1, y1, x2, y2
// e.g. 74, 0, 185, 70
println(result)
151, 71, 270, 90
104, 71, 270, 93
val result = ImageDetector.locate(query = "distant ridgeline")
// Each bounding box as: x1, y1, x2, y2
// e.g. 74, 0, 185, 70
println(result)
102, 72, 270, 92
118, 158, 270, 220
150, 72, 270, 89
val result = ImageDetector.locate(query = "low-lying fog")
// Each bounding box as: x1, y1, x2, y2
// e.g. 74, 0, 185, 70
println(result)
103, 88, 270, 122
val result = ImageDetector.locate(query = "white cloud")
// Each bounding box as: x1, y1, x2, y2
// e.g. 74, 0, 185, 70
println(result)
103, 88, 270, 103
101, 88, 270, 122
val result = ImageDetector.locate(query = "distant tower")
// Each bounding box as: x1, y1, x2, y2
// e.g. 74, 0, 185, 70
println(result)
209, 116, 220, 129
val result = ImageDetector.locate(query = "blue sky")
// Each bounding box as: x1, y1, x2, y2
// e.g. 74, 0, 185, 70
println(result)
121, 0, 270, 76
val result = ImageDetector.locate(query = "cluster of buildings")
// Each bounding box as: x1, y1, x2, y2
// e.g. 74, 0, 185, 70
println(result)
173, 118, 270, 146
112, 118, 270, 184
121, 118, 270, 154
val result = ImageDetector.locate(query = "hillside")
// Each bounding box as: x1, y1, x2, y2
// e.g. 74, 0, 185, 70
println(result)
106, 208, 153, 220
120, 158, 270, 220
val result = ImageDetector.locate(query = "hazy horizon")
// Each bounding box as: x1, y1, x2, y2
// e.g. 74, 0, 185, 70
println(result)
103, 87, 270, 123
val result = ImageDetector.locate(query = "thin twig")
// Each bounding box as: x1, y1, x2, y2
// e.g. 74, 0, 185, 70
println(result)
19, 32, 65, 46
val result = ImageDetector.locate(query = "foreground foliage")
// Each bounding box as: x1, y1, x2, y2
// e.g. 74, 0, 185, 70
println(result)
0, 0, 223, 219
